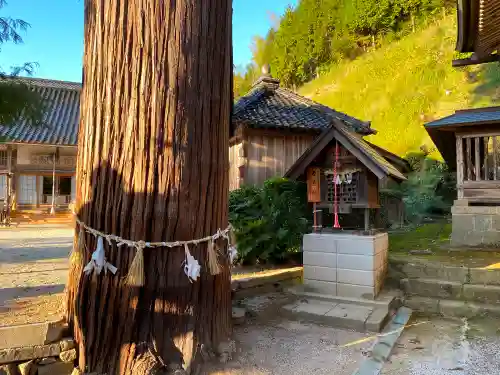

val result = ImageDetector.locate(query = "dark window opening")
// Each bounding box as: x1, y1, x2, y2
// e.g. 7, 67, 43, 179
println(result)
59, 177, 72, 196
43, 177, 53, 195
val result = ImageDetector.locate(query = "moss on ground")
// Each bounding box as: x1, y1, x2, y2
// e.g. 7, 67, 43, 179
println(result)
389, 222, 500, 267
389, 221, 452, 253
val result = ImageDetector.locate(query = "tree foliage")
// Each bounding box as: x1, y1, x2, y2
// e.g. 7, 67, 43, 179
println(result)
234, 0, 452, 91
0, 0, 45, 130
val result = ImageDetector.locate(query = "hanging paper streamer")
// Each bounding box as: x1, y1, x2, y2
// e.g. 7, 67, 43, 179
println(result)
73, 214, 233, 283
184, 244, 201, 282
333, 140, 341, 229
346, 173, 352, 184
228, 246, 238, 264
125, 241, 146, 286
207, 239, 221, 275
83, 236, 118, 276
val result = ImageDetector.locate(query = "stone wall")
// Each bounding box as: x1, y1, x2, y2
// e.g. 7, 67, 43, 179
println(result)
0, 322, 75, 375
451, 202, 500, 246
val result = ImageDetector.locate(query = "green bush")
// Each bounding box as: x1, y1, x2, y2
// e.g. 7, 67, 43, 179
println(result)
229, 178, 310, 264
382, 150, 455, 225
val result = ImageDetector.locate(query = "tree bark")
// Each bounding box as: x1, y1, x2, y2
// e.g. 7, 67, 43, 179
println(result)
66, 1, 233, 374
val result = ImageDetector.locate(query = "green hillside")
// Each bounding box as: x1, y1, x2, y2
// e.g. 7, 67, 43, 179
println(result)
299, 15, 500, 157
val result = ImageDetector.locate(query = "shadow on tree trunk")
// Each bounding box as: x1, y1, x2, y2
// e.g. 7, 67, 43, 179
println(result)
66, 165, 232, 375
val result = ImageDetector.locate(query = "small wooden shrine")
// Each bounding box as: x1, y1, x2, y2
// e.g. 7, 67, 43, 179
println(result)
286, 122, 406, 231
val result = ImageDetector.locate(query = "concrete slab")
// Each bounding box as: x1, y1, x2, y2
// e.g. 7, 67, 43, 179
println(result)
282, 300, 342, 326
337, 283, 375, 299
0, 321, 66, 350
282, 292, 394, 332
365, 307, 390, 332
287, 285, 398, 309
324, 303, 373, 331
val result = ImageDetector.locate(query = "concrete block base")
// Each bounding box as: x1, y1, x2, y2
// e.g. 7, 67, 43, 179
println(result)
302, 232, 388, 300
451, 204, 500, 246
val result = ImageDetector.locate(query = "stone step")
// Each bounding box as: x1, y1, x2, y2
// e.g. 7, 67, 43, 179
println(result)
287, 285, 400, 310
389, 257, 470, 284
404, 296, 500, 318
281, 298, 392, 332
401, 278, 500, 304
401, 278, 462, 299
389, 256, 500, 285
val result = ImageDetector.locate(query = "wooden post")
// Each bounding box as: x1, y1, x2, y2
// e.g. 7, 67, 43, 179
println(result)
35, 176, 40, 208
494, 136, 498, 180
364, 207, 370, 232
475, 137, 480, 180
313, 202, 317, 233
6, 146, 12, 217
456, 135, 464, 199
484, 136, 489, 180
50, 151, 56, 215
466, 137, 472, 180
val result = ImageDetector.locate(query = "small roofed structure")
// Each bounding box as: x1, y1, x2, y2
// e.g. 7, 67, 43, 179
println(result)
230, 68, 408, 192
453, 0, 500, 66
285, 123, 406, 231
425, 106, 500, 246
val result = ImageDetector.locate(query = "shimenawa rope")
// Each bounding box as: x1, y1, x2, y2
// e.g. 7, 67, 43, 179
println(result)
73, 215, 236, 286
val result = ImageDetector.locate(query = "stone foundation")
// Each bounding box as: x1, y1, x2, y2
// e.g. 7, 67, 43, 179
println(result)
451, 202, 500, 246
302, 232, 388, 299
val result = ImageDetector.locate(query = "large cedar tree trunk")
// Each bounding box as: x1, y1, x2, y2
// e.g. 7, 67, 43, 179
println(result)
66, 1, 233, 374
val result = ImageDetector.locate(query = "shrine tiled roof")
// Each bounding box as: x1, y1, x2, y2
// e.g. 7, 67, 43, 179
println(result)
233, 76, 375, 135
0, 77, 81, 146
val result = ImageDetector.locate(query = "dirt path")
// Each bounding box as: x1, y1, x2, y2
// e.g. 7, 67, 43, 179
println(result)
0, 226, 72, 325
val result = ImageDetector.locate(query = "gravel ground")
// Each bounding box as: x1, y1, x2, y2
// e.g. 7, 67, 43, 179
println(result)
207, 319, 372, 375
382, 316, 500, 375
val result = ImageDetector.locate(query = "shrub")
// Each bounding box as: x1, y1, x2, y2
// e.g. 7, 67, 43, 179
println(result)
229, 177, 310, 264
381, 150, 455, 225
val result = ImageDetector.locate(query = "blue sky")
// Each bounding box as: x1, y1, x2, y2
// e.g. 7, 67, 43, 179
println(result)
0, 0, 296, 83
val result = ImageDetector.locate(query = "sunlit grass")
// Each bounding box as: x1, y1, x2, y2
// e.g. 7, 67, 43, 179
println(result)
300, 15, 500, 157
